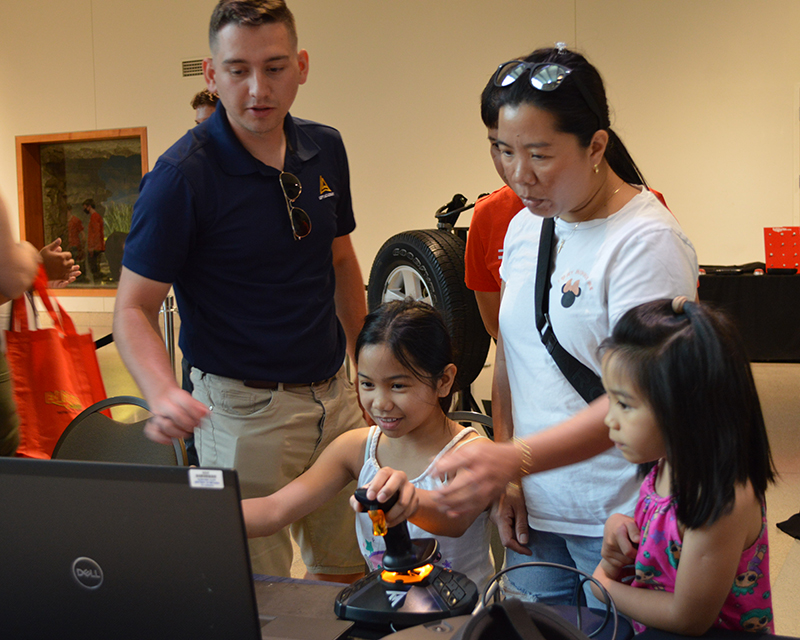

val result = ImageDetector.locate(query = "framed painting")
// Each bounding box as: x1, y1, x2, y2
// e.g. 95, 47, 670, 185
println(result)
16, 128, 148, 295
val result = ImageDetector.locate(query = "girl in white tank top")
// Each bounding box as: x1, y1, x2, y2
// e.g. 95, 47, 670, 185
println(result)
242, 300, 493, 586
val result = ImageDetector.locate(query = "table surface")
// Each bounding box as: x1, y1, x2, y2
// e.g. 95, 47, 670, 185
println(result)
253, 576, 794, 640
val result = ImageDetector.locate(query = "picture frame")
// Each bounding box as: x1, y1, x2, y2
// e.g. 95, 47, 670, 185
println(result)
16, 127, 148, 296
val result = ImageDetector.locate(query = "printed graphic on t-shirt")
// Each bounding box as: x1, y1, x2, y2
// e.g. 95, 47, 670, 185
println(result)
557, 270, 592, 309
560, 279, 582, 308
319, 175, 334, 199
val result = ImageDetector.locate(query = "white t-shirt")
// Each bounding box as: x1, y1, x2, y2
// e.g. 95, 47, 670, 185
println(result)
499, 189, 698, 537
355, 426, 494, 589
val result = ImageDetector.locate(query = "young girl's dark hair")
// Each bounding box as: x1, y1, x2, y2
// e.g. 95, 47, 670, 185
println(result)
601, 299, 775, 529
492, 46, 647, 187
356, 299, 455, 413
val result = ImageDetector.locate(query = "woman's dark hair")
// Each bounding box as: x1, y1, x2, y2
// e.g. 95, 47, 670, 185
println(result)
356, 300, 455, 413
601, 299, 776, 529
492, 46, 647, 187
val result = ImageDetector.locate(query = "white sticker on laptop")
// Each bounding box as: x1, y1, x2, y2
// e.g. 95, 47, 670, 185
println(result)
189, 469, 225, 490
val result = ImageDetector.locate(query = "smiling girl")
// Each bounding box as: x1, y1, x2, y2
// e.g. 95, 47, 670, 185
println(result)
242, 300, 493, 586
592, 297, 775, 635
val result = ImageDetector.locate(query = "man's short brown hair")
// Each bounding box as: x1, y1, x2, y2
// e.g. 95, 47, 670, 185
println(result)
209, 0, 297, 51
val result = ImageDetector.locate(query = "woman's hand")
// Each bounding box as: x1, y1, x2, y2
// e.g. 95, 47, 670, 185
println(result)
600, 512, 640, 581
432, 438, 521, 517
350, 467, 418, 528
490, 482, 531, 555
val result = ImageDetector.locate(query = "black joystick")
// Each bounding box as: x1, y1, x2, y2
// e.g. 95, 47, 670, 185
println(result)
335, 488, 478, 629
353, 487, 438, 572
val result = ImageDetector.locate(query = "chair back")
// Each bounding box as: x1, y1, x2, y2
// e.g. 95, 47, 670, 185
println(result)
449, 410, 494, 439
51, 396, 187, 465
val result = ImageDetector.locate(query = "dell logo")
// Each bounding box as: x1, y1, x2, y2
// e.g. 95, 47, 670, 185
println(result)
71, 557, 103, 590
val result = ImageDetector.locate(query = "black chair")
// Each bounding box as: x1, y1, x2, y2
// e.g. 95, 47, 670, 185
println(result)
449, 410, 494, 438
51, 396, 188, 465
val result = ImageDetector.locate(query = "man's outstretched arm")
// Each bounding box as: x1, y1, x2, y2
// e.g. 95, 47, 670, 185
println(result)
113, 267, 208, 444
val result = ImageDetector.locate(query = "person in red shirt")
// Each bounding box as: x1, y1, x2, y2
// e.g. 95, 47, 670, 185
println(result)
83, 199, 105, 282
67, 211, 84, 258
464, 74, 524, 339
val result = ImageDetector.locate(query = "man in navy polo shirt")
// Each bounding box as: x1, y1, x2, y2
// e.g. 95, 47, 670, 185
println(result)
113, 0, 367, 581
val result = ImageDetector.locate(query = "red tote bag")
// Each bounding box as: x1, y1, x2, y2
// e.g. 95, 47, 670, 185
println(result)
6, 267, 107, 458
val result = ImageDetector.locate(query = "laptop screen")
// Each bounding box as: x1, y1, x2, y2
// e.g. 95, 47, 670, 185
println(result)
0, 458, 261, 640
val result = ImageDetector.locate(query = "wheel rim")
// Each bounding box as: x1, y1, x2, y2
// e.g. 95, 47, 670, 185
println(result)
382, 265, 432, 305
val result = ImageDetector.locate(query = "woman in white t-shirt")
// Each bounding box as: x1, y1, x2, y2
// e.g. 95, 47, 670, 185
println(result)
434, 45, 698, 606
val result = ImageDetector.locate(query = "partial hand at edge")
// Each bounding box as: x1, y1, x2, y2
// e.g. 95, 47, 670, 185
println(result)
143, 386, 209, 445
41, 238, 81, 287
431, 438, 521, 518
490, 483, 531, 555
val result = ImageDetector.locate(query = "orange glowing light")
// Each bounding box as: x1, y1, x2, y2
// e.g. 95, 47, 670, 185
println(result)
380, 564, 434, 584
368, 509, 387, 537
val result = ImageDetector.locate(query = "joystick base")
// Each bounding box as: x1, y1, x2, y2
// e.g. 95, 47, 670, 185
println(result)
334, 565, 478, 629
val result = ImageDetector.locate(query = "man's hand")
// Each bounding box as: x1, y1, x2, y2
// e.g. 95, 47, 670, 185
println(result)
143, 386, 209, 444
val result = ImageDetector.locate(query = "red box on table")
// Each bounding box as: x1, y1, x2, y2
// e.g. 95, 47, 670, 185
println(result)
764, 227, 800, 270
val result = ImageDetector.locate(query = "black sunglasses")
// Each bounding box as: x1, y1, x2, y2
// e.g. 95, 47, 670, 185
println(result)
493, 60, 604, 129
279, 172, 311, 240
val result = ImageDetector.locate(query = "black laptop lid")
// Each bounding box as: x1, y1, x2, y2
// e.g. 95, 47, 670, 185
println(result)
0, 458, 261, 640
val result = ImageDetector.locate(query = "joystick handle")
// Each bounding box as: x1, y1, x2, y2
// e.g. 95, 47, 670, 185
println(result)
354, 487, 418, 571
353, 487, 399, 513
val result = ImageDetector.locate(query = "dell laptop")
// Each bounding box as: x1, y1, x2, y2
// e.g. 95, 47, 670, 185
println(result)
0, 457, 351, 639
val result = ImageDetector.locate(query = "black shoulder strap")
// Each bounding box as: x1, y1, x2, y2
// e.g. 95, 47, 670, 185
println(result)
535, 218, 605, 404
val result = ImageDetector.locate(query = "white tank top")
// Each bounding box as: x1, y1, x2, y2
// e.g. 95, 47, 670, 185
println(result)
355, 425, 494, 589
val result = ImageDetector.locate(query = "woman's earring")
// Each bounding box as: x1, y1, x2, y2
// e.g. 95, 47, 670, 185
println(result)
593, 164, 599, 174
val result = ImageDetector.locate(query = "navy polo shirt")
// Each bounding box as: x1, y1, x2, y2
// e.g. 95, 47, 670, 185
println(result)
123, 102, 356, 382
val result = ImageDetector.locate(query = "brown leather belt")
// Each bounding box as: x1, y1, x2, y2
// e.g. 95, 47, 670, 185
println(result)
242, 377, 333, 390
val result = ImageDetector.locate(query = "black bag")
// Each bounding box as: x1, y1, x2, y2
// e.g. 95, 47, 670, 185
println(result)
454, 562, 629, 640
454, 598, 591, 640
381, 564, 631, 640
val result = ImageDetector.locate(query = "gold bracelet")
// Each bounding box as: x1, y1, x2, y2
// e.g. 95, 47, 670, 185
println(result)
513, 437, 533, 479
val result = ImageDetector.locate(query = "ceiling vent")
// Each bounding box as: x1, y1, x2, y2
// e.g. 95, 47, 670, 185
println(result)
182, 59, 204, 78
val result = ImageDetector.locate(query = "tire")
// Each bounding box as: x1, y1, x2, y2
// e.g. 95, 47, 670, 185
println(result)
367, 229, 490, 391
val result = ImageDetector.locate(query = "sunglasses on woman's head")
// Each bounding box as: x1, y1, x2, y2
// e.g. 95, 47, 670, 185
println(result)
494, 61, 573, 91
492, 60, 605, 128
279, 172, 311, 241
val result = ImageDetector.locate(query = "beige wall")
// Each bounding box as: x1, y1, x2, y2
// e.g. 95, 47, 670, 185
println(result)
2, 0, 799, 311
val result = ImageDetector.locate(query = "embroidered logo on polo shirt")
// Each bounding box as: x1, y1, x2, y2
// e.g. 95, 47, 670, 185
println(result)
319, 176, 334, 200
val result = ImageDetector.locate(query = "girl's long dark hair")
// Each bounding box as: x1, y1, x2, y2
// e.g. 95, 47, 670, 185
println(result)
355, 300, 455, 413
493, 46, 648, 187
602, 299, 775, 528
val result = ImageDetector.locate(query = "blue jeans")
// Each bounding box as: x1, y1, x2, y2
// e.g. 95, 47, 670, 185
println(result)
502, 527, 605, 609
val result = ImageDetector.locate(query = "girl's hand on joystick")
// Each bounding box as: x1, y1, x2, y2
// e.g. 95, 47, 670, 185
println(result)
350, 467, 419, 529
